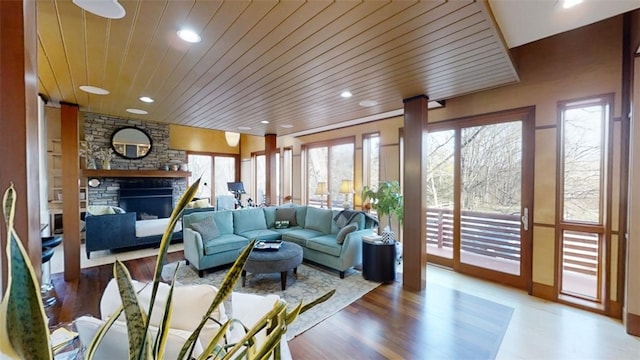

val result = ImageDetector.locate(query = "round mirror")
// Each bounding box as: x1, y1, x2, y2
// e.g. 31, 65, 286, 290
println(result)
110, 127, 152, 159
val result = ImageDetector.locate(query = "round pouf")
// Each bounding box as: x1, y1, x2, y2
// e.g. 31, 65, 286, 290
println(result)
241, 242, 303, 290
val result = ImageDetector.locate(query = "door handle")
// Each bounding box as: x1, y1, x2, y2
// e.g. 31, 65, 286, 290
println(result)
521, 207, 529, 231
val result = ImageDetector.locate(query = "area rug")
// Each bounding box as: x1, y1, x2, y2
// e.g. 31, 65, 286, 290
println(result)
161, 261, 381, 340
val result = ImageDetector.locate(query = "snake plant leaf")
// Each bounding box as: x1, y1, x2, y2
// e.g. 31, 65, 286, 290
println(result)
114, 260, 152, 360
85, 306, 123, 359
197, 320, 231, 360
153, 264, 178, 359
178, 238, 257, 360
0, 184, 52, 359
144, 178, 199, 347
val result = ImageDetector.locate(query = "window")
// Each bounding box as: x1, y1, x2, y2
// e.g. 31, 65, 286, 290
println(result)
252, 150, 285, 205
558, 95, 611, 306
187, 152, 238, 202
304, 138, 354, 208
362, 133, 380, 191
281, 147, 292, 203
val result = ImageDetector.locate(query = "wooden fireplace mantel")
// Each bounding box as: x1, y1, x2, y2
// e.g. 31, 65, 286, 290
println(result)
82, 169, 192, 178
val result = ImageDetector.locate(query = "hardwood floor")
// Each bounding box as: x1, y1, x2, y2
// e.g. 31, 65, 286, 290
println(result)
47, 250, 640, 359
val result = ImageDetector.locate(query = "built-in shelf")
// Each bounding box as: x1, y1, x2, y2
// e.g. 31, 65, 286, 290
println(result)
82, 169, 192, 178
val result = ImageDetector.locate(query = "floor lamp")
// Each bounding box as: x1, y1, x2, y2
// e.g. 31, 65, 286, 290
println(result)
315, 182, 328, 208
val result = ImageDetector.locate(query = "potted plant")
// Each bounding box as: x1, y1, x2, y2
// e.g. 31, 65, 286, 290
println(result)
362, 180, 403, 242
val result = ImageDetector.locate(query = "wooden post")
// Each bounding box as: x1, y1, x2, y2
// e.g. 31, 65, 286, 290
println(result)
265, 134, 277, 205
0, 0, 40, 290
61, 103, 80, 281
402, 95, 429, 291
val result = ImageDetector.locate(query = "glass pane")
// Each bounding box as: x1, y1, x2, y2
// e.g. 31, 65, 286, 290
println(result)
282, 149, 292, 202
562, 105, 604, 223
460, 122, 522, 275
561, 230, 600, 300
426, 130, 455, 259
363, 134, 380, 189
307, 147, 328, 207
255, 154, 266, 204
214, 156, 235, 198
188, 154, 212, 199
330, 143, 354, 209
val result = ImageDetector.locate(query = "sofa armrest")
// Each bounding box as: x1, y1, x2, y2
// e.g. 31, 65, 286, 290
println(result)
183, 228, 205, 269
339, 229, 373, 265
85, 212, 136, 258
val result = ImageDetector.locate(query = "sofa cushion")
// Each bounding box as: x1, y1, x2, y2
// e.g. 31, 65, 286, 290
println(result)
233, 208, 268, 234
306, 235, 342, 257
87, 205, 116, 216
336, 223, 358, 244
212, 210, 234, 235
263, 207, 276, 228
75, 315, 204, 360
282, 228, 325, 246
304, 207, 332, 234
191, 216, 221, 241
203, 234, 249, 255
236, 229, 282, 241
275, 207, 298, 226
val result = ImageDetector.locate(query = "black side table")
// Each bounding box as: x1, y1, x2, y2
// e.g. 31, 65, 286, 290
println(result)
362, 240, 396, 283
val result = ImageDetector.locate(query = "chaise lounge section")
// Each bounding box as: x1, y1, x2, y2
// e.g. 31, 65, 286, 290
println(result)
182, 205, 376, 278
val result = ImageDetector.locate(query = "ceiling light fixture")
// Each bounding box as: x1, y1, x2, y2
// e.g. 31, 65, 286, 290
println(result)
261, 120, 270, 124
341, 91, 352, 98
72, 0, 126, 19
237, 126, 252, 131
225, 132, 240, 147
177, 29, 201, 43
561, 0, 583, 9
79, 85, 110, 95
280, 124, 293, 128
126, 108, 148, 115
359, 100, 378, 107
139, 96, 154, 103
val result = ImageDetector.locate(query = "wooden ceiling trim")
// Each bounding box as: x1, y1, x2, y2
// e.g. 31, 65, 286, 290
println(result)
166, 3, 376, 122
184, 2, 483, 126
196, 17, 497, 127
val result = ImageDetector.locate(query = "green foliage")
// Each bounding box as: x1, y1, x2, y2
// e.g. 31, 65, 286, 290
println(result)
0, 179, 334, 360
362, 180, 404, 231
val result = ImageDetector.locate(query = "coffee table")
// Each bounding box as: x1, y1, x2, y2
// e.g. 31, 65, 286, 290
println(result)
241, 241, 303, 290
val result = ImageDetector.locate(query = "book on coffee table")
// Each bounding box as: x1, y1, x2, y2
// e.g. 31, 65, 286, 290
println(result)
254, 240, 282, 251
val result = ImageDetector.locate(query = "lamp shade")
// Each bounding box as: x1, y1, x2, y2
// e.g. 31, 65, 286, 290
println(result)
314, 182, 328, 195
339, 180, 354, 194
225, 132, 240, 147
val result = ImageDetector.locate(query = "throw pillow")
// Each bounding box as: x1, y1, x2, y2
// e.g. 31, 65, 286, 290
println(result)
193, 199, 210, 208
191, 217, 220, 241
336, 223, 358, 244
275, 207, 297, 226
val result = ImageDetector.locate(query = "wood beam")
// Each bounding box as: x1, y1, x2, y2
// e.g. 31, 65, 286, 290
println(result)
402, 95, 429, 291
0, 0, 40, 291
61, 103, 80, 281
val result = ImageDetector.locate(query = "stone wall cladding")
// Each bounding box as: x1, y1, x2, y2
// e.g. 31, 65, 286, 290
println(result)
83, 113, 188, 208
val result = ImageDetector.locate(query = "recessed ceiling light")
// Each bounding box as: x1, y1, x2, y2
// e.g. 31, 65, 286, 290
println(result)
126, 108, 148, 115
280, 124, 293, 129
79, 85, 110, 95
561, 0, 582, 9
72, 0, 126, 19
359, 100, 378, 107
177, 29, 201, 43
139, 96, 154, 103
341, 91, 352, 98
260, 120, 270, 124
237, 126, 252, 131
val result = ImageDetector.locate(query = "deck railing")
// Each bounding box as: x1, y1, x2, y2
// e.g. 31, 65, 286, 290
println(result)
426, 208, 598, 275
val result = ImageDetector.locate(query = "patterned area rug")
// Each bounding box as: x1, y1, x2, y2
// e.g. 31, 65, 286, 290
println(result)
161, 261, 381, 340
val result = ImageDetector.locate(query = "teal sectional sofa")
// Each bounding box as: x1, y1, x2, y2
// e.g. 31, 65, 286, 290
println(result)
182, 205, 376, 278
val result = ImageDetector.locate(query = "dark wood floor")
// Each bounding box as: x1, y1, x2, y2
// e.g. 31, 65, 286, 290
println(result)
48, 251, 512, 359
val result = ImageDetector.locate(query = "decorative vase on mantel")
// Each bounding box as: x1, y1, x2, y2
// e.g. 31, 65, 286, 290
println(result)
86, 157, 96, 170
102, 159, 111, 170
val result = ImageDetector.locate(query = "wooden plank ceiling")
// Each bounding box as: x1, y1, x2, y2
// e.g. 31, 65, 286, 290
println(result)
37, 0, 519, 136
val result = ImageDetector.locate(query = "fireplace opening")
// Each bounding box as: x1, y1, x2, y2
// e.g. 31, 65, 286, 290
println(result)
119, 186, 173, 220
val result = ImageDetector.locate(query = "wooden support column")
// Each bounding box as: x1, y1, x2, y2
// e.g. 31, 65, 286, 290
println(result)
402, 95, 429, 291
0, 0, 40, 291
61, 103, 80, 281
265, 134, 277, 205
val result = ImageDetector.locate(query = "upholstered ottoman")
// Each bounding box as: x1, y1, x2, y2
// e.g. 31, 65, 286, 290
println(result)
241, 242, 303, 290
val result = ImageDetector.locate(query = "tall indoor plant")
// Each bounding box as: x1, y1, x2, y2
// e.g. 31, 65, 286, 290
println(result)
362, 180, 403, 241
0, 181, 333, 359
